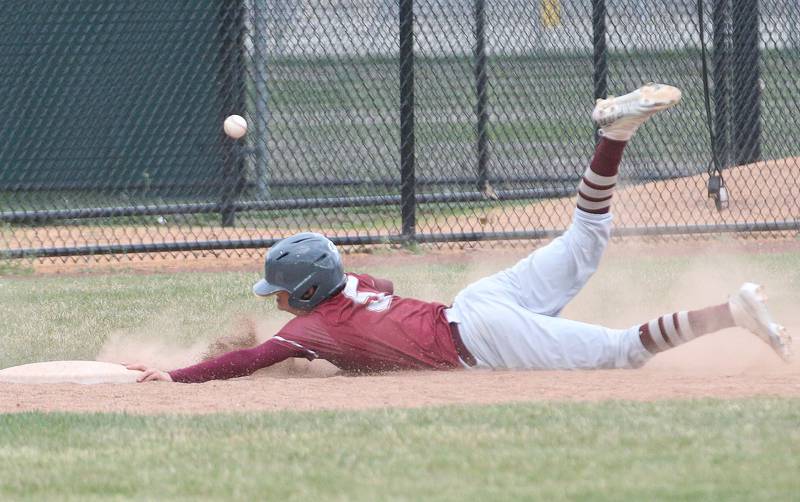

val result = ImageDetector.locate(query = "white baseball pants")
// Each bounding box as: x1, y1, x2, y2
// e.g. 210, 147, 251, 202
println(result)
447, 209, 651, 370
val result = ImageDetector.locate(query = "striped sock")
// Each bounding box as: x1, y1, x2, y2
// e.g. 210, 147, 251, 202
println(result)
576, 138, 626, 214
638, 304, 735, 354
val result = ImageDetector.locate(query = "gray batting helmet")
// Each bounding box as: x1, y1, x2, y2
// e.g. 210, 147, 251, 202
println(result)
252, 232, 346, 310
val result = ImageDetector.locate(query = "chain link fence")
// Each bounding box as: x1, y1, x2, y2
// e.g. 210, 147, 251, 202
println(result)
1, 0, 798, 260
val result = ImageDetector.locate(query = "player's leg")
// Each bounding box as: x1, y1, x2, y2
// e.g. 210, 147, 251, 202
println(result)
637, 282, 791, 362
453, 282, 791, 370
487, 83, 683, 316
455, 303, 652, 370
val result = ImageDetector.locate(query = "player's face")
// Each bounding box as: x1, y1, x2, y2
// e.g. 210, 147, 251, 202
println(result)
274, 291, 308, 316
275, 291, 291, 311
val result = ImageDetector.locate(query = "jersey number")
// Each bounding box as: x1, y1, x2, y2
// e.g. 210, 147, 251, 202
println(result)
343, 288, 393, 312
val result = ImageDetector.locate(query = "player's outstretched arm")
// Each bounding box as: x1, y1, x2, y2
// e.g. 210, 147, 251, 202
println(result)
129, 338, 305, 384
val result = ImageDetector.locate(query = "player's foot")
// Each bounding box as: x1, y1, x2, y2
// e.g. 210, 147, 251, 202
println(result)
729, 282, 792, 361
592, 83, 682, 141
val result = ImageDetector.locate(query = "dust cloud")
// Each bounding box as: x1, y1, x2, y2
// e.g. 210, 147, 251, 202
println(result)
96, 333, 208, 371
560, 239, 798, 375
95, 312, 338, 377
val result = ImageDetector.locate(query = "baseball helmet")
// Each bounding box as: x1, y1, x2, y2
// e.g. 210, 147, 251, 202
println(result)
252, 232, 346, 310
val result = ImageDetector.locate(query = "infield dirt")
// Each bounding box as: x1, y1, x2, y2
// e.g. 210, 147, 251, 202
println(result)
2, 313, 798, 415
1, 350, 798, 415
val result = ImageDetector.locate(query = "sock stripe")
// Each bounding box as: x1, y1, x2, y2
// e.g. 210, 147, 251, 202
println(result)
577, 168, 617, 214
663, 313, 684, 343
581, 176, 617, 191
638, 324, 659, 353
578, 182, 615, 200
647, 319, 670, 351
577, 190, 613, 203
657, 316, 675, 347
677, 311, 695, 340
583, 169, 618, 187
576, 195, 612, 211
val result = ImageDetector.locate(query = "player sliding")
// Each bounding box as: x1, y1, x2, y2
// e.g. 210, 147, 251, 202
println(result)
129, 83, 792, 383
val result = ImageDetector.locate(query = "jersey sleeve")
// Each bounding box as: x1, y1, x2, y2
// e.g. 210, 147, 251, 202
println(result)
351, 272, 394, 295
168, 337, 304, 383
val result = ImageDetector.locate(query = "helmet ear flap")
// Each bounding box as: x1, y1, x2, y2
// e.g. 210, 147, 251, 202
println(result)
287, 276, 317, 310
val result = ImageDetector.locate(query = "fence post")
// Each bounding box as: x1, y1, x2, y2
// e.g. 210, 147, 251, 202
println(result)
253, 0, 271, 199
731, 0, 762, 165
220, 0, 247, 227
712, 0, 730, 169
473, 0, 490, 193
399, 0, 416, 241
592, 0, 608, 143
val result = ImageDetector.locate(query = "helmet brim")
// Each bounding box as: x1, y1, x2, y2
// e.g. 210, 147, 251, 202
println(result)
252, 279, 285, 297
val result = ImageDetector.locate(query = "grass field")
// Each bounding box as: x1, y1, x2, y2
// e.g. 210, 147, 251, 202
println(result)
1, 400, 799, 500
2, 247, 799, 500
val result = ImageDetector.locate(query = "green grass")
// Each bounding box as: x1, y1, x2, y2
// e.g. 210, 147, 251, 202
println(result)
1, 399, 799, 500
0, 258, 33, 276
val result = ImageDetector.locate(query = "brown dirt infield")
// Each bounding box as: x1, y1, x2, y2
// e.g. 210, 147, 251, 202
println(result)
1, 330, 798, 415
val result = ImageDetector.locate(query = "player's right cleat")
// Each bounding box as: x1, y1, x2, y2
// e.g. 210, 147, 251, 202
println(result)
592, 83, 682, 141
729, 282, 792, 362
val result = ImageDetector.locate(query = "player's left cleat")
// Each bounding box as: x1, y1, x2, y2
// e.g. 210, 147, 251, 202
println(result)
729, 282, 792, 362
592, 83, 682, 141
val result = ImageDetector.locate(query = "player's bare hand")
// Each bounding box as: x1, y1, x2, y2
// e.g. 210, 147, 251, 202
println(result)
125, 363, 173, 382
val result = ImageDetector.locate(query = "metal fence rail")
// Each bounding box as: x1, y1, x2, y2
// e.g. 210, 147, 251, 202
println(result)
1, 0, 798, 260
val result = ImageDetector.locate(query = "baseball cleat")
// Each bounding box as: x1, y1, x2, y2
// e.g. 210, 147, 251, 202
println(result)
592, 83, 682, 141
729, 282, 792, 362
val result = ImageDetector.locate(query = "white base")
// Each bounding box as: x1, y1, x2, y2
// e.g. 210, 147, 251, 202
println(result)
0, 361, 140, 384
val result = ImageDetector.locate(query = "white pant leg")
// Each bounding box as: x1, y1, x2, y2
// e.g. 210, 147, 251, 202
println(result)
448, 209, 646, 370
505, 208, 613, 316
448, 297, 651, 370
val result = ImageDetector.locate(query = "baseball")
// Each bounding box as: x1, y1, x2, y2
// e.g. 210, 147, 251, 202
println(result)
223, 115, 248, 139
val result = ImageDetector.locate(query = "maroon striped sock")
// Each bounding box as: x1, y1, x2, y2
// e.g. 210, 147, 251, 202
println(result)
576, 139, 627, 214
638, 303, 735, 354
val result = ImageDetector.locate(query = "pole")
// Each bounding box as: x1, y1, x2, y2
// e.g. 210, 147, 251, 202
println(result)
220, 0, 247, 227
399, 0, 416, 241
712, 0, 730, 169
592, 0, 608, 143
731, 0, 762, 165
473, 0, 490, 193
253, 0, 271, 198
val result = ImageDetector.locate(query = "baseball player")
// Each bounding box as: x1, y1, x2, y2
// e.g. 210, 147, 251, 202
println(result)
129, 83, 792, 383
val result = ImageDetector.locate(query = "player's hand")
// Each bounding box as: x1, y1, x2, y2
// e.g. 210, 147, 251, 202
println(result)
125, 363, 173, 382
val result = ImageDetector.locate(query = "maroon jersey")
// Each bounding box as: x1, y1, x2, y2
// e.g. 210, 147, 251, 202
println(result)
272, 273, 461, 372
169, 273, 462, 383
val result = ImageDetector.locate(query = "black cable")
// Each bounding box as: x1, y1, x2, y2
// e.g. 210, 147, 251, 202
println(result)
697, 0, 728, 211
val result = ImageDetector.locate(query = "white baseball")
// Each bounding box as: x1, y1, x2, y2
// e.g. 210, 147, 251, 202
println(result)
224, 115, 248, 139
